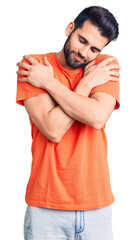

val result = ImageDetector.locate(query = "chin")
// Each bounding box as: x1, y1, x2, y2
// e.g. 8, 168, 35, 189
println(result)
70, 61, 89, 69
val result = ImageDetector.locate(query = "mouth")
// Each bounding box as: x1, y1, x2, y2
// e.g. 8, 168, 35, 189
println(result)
73, 52, 84, 62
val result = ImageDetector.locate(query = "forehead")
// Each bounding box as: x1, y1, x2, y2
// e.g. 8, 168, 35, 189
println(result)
75, 20, 109, 49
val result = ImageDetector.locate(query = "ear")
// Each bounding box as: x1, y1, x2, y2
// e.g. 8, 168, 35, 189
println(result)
65, 22, 75, 37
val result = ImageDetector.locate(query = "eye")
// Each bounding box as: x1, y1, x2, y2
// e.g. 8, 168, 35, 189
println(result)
79, 38, 86, 44
91, 48, 96, 53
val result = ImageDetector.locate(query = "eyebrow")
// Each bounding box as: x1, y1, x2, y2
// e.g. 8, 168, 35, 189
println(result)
78, 34, 101, 52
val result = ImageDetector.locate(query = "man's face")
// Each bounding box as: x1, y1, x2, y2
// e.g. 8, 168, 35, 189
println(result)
63, 20, 109, 69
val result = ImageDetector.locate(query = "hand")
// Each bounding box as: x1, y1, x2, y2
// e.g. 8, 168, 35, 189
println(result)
83, 56, 120, 88
16, 55, 54, 89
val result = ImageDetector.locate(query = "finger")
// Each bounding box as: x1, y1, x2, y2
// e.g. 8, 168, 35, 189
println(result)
110, 70, 120, 77
89, 60, 95, 66
99, 57, 116, 66
85, 60, 95, 68
44, 56, 51, 67
16, 61, 31, 70
106, 64, 120, 71
18, 77, 28, 82
16, 70, 28, 76
23, 55, 37, 65
109, 76, 119, 82
84, 60, 95, 71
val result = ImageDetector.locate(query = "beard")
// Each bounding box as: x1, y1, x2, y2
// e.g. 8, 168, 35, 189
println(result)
63, 34, 89, 69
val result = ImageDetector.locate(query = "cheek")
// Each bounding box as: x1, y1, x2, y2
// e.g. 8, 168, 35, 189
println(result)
72, 41, 81, 50
88, 52, 99, 62
69, 37, 83, 51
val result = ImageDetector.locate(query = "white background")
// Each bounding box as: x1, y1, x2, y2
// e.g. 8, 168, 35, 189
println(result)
0, 0, 137, 239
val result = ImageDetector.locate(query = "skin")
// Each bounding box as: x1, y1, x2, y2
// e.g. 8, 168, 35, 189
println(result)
58, 21, 109, 69
17, 20, 120, 143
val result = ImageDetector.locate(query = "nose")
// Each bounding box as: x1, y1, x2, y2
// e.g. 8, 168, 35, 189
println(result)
79, 46, 89, 59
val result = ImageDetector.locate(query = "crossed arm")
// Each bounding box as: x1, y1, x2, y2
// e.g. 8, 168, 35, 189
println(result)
17, 55, 120, 142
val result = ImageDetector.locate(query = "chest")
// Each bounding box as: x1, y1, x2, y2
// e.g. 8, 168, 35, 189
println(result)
53, 67, 83, 90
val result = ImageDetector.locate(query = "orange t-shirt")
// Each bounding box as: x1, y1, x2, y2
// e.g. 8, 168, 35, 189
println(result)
16, 52, 120, 210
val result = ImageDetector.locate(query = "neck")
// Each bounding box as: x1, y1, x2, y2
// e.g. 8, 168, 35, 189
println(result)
56, 50, 73, 70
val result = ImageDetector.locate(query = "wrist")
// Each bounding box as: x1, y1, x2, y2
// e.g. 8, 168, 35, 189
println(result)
45, 77, 57, 91
75, 76, 95, 96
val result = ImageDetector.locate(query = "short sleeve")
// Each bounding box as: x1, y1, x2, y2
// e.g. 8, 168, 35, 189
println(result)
90, 80, 120, 110
16, 56, 47, 106
90, 56, 120, 110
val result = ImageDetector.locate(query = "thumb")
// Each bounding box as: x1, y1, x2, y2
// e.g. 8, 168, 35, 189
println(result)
84, 59, 95, 70
44, 56, 50, 67
90, 59, 95, 66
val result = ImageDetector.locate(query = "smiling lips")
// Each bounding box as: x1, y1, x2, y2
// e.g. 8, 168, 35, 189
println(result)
73, 52, 84, 62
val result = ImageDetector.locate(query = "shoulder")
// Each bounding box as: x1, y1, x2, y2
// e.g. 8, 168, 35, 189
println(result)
24, 52, 54, 64
28, 53, 49, 64
95, 54, 119, 65
27, 52, 56, 66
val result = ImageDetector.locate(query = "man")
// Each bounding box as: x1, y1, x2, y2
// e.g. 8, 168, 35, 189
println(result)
16, 6, 120, 240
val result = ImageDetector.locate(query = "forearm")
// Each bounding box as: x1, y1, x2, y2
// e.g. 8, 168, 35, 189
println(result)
46, 77, 93, 141
45, 104, 75, 142
45, 77, 99, 128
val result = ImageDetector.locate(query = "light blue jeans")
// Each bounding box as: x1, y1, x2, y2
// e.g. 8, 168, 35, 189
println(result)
24, 205, 113, 240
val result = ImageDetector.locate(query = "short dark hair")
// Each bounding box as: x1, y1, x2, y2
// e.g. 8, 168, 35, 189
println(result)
74, 6, 119, 44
